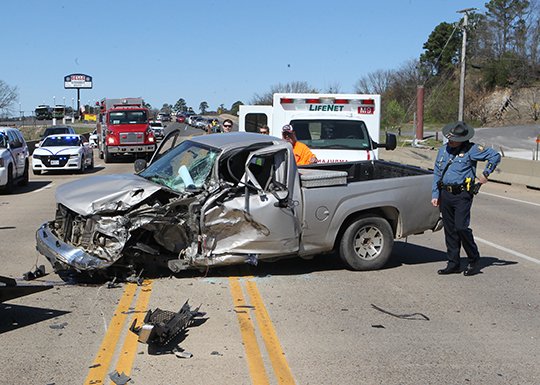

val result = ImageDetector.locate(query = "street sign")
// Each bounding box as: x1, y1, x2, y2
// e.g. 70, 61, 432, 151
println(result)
64, 74, 92, 89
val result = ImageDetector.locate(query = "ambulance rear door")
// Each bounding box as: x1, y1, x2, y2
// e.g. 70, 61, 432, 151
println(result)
239, 105, 274, 133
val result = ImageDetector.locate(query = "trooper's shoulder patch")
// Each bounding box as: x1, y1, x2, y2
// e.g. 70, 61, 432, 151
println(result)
477, 144, 485, 151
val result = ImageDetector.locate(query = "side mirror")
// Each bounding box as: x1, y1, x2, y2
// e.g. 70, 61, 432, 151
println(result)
374, 132, 397, 151
35, 142, 40, 148
134, 158, 147, 173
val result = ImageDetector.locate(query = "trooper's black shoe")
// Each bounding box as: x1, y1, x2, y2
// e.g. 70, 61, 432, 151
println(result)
437, 265, 461, 275
463, 262, 481, 276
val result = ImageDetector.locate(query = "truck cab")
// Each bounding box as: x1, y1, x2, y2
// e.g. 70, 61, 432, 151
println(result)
96, 98, 156, 163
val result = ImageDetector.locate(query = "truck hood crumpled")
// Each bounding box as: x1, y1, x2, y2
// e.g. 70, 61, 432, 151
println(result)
56, 174, 163, 215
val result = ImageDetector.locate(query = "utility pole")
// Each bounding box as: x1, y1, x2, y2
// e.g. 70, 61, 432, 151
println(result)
457, 8, 477, 121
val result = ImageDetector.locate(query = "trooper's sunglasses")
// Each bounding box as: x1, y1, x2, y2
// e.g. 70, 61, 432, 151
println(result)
223, 124, 232, 128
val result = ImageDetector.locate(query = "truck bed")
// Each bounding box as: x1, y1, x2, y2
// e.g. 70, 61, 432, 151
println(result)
298, 160, 439, 255
299, 160, 431, 186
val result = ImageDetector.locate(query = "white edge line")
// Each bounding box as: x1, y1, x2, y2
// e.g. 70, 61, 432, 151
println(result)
479, 191, 540, 207
32, 182, 54, 194
476, 236, 540, 265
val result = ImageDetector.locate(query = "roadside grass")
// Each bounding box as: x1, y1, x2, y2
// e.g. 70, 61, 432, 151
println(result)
16, 122, 95, 141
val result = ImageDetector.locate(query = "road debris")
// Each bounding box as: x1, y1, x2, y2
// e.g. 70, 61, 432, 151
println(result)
23, 265, 46, 281
371, 304, 430, 321
108, 370, 130, 385
49, 322, 68, 330
129, 300, 206, 347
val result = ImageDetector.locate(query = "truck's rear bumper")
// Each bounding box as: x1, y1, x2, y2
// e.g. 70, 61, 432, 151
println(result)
36, 222, 112, 271
108, 145, 155, 154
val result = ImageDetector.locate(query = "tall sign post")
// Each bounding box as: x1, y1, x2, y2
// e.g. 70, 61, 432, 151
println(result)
64, 74, 93, 120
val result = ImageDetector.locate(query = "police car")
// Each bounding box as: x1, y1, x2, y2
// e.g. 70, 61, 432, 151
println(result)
32, 134, 94, 175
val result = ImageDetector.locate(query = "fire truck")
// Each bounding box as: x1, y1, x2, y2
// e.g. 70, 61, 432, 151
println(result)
96, 97, 156, 163
239, 93, 394, 163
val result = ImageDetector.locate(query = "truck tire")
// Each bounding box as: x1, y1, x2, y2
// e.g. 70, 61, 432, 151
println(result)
339, 216, 394, 271
104, 148, 111, 164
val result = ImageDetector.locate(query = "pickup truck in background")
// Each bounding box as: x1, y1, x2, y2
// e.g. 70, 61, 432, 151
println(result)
36, 131, 441, 279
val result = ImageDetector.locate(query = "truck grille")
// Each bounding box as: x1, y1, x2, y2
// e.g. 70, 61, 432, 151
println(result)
55, 204, 94, 247
119, 132, 145, 144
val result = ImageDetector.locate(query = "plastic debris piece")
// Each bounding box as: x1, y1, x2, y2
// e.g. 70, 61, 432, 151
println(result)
109, 370, 130, 385
49, 322, 68, 330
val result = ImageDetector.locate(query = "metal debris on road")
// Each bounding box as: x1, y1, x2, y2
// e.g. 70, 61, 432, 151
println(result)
23, 265, 46, 281
108, 370, 130, 385
129, 300, 206, 346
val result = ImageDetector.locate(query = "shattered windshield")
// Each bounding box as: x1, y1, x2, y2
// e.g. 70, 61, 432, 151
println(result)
290, 119, 372, 150
139, 141, 219, 193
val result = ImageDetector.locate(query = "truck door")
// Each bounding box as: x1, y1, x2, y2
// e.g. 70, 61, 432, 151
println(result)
205, 143, 302, 256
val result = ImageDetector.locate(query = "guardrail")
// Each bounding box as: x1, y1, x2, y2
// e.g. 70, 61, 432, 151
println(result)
382, 147, 540, 190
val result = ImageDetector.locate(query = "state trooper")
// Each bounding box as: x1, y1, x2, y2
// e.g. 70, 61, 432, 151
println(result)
431, 121, 501, 276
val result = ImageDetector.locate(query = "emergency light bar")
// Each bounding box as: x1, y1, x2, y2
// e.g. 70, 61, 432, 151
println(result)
280, 97, 375, 106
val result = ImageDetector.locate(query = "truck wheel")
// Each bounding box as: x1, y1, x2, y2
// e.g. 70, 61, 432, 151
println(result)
339, 216, 394, 271
104, 148, 111, 164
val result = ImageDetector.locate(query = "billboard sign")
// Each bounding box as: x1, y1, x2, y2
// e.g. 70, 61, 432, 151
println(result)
64, 74, 93, 89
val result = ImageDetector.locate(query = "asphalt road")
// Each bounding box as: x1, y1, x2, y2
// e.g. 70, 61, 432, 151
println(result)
1, 123, 539, 385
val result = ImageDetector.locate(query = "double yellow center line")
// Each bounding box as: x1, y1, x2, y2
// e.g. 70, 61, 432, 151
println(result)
229, 276, 296, 385
82, 276, 294, 384
83, 280, 153, 385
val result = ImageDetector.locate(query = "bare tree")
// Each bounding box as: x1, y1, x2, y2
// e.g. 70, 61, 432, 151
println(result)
323, 81, 342, 93
251, 81, 318, 105
354, 69, 394, 94
0, 80, 18, 113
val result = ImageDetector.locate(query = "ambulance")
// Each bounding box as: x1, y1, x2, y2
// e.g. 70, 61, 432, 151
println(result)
239, 93, 396, 163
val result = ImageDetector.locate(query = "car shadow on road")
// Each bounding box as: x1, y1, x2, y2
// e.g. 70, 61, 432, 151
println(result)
173, 253, 347, 280
1, 180, 53, 195
0, 303, 70, 334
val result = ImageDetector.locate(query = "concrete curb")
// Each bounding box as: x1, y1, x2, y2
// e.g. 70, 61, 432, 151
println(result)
380, 146, 540, 190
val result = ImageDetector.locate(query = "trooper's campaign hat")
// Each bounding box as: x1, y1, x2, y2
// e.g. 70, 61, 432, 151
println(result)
442, 121, 475, 142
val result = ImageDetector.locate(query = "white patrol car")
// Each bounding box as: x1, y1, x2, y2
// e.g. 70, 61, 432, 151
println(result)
0, 127, 30, 193
239, 93, 394, 163
32, 134, 94, 175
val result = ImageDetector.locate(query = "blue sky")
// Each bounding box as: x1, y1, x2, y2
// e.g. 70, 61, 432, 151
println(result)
2, 0, 487, 115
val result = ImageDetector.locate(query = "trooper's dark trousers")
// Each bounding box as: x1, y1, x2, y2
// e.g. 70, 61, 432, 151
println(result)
439, 190, 480, 268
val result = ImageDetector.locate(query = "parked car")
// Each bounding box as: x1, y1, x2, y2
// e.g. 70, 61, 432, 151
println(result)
176, 115, 186, 123
32, 134, 94, 175
0, 127, 29, 193
149, 121, 165, 140
39, 125, 76, 146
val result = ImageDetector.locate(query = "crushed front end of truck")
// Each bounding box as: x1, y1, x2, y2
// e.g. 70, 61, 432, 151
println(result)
36, 134, 300, 280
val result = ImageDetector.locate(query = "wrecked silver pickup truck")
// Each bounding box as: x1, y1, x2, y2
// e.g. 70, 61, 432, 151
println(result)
36, 131, 441, 279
